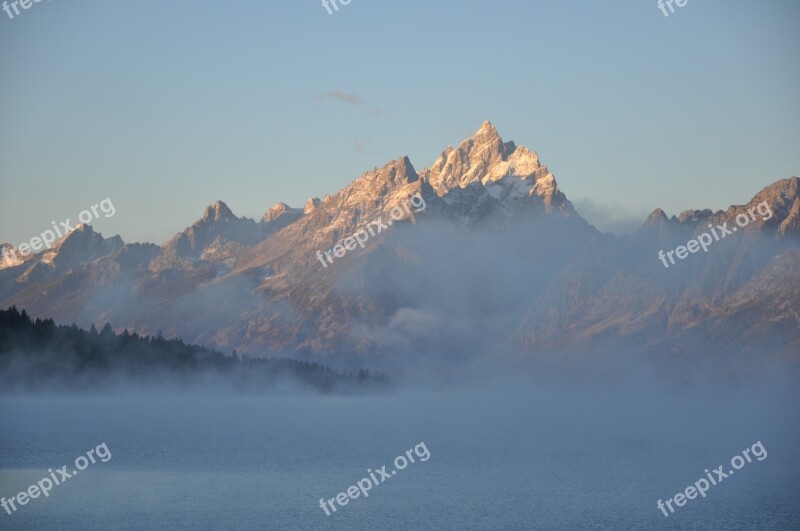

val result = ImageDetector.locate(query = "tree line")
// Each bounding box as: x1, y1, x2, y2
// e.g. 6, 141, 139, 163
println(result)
0, 306, 389, 393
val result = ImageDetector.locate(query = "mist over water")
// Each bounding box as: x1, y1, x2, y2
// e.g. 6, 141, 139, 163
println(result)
2, 374, 798, 530
2, 204, 797, 529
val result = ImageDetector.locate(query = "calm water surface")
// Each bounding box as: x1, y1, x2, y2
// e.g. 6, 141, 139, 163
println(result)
1, 387, 798, 530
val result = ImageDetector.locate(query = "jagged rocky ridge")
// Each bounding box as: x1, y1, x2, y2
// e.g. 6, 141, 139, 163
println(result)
1, 122, 798, 376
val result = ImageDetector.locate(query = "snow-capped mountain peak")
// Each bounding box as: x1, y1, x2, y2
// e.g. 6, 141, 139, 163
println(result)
262, 202, 302, 223
420, 122, 569, 213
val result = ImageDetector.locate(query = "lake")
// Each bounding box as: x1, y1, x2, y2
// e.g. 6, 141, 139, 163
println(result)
1, 383, 798, 530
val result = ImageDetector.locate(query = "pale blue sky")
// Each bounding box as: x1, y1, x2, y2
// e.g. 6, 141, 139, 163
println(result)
1, 0, 798, 245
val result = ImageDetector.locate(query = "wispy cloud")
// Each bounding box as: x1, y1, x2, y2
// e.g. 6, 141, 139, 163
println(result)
316, 91, 363, 106
572, 199, 648, 236
315, 91, 384, 118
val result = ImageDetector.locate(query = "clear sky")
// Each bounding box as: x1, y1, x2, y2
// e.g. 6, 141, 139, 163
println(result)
1, 0, 798, 244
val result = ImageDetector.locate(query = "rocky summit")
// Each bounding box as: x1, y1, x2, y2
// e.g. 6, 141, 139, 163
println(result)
1, 123, 798, 377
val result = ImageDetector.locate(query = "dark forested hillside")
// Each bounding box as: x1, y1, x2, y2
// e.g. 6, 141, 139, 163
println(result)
0, 306, 389, 392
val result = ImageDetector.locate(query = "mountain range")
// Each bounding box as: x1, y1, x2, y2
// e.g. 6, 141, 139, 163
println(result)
2, 122, 798, 376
